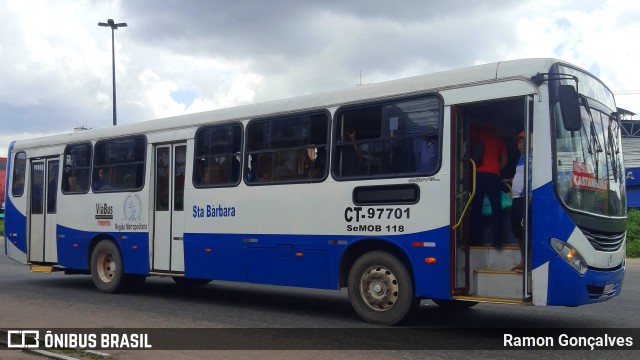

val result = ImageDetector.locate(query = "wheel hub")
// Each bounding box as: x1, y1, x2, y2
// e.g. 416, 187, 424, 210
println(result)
97, 252, 116, 283
360, 266, 399, 311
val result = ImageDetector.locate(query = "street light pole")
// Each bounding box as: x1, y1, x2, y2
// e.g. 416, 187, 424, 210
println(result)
98, 19, 127, 126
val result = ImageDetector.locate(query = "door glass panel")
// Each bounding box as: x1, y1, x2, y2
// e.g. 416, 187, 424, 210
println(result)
174, 145, 186, 211
31, 163, 45, 215
46, 160, 59, 213
156, 147, 170, 211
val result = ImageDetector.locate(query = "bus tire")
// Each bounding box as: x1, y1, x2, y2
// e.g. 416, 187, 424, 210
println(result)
172, 277, 212, 287
432, 299, 478, 310
347, 251, 414, 325
90, 240, 127, 293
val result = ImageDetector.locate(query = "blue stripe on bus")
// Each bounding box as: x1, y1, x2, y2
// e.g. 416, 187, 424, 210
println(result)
182, 226, 452, 298
10, 208, 451, 298
56, 225, 150, 275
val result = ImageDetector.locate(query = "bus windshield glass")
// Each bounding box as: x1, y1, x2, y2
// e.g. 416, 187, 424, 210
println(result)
553, 65, 625, 217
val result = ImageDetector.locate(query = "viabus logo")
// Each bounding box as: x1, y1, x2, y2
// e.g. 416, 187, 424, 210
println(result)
7, 330, 40, 348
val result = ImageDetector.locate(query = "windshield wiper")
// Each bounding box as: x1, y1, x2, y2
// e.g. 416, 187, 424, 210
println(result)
607, 119, 625, 183
580, 95, 603, 177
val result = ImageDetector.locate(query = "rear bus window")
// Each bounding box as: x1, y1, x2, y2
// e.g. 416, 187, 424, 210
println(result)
11, 152, 27, 197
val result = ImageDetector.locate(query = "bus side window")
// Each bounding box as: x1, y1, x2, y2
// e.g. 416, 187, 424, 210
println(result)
333, 96, 441, 179
245, 112, 328, 184
93, 136, 145, 192
194, 124, 242, 187
11, 152, 27, 197
62, 143, 91, 194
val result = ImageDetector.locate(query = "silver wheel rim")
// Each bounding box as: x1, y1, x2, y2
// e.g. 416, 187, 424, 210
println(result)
359, 265, 399, 312
97, 251, 116, 283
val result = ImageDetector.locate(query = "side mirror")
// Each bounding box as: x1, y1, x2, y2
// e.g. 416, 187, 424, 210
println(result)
559, 84, 582, 131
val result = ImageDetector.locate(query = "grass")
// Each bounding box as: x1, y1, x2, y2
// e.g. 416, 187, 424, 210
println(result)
626, 210, 640, 258
0, 218, 3, 236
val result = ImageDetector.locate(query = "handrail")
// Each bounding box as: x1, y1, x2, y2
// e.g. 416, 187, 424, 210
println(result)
453, 159, 476, 230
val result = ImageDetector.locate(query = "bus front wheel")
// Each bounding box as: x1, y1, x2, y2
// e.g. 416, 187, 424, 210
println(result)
347, 251, 414, 325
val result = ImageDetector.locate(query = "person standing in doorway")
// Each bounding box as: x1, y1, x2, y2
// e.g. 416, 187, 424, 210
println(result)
470, 121, 508, 247
511, 131, 531, 271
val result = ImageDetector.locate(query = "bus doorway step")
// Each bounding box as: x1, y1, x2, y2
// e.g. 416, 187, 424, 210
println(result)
149, 270, 185, 277
453, 295, 528, 305
30, 264, 59, 273
474, 269, 527, 300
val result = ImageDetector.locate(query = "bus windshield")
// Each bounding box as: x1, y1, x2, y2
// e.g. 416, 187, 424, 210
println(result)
553, 66, 625, 217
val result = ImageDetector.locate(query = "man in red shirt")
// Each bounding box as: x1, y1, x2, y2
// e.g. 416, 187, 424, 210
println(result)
470, 124, 508, 247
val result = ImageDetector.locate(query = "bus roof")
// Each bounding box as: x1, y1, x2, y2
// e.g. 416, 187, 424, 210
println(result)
11, 58, 565, 152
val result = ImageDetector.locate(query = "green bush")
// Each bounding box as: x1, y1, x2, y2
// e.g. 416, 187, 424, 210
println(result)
627, 210, 640, 258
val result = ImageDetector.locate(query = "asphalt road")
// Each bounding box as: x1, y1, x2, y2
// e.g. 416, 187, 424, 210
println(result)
0, 236, 638, 359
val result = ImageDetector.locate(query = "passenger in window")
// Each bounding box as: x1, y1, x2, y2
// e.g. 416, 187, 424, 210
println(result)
340, 122, 361, 176
93, 168, 110, 190
67, 172, 80, 192
413, 131, 437, 173
312, 147, 327, 178
470, 120, 508, 248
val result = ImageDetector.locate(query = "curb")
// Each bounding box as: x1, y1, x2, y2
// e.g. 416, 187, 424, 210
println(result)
24, 349, 82, 360
1, 330, 109, 359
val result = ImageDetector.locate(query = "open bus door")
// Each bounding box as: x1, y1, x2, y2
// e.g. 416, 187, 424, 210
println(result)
451, 96, 533, 303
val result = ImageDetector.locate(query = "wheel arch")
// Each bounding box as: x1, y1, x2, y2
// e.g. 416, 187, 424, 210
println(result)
339, 238, 415, 289
87, 234, 121, 270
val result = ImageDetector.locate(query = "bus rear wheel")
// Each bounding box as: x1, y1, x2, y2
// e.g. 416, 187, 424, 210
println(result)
91, 240, 144, 293
347, 251, 414, 325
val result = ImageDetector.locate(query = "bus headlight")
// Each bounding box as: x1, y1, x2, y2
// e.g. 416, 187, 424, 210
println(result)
550, 238, 588, 275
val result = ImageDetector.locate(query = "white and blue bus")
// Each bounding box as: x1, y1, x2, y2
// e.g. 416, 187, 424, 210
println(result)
4, 58, 626, 325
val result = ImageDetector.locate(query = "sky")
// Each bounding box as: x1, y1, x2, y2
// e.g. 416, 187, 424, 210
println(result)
1, 0, 640, 158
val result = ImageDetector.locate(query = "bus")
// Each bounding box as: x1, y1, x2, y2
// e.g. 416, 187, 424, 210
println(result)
1, 156, 6, 215
4, 58, 626, 325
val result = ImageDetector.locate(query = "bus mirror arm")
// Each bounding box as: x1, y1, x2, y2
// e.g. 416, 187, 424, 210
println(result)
453, 159, 477, 230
